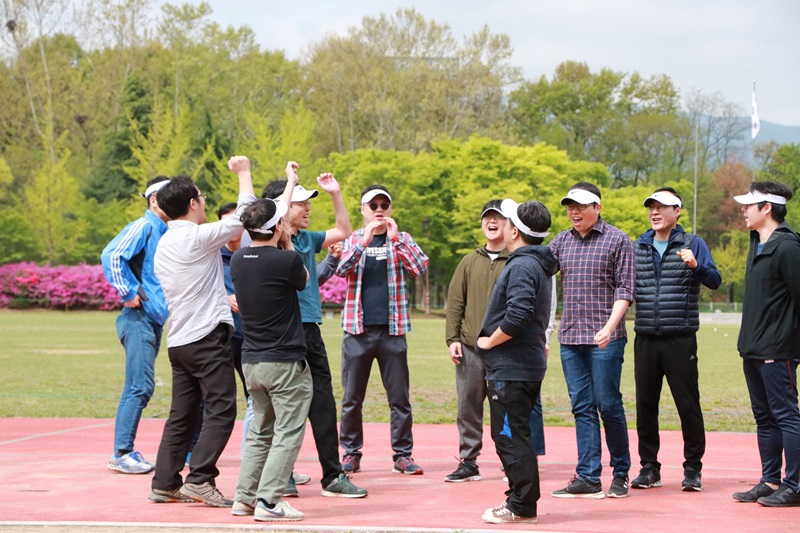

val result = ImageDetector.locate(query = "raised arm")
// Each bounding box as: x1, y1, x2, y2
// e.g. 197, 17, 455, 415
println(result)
317, 173, 352, 248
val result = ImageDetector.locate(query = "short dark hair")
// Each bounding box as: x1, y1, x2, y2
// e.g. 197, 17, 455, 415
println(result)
516, 201, 551, 245
241, 199, 279, 242
262, 179, 286, 200
570, 182, 602, 200
144, 176, 169, 204
360, 184, 391, 203
751, 181, 792, 222
156, 176, 197, 220
217, 202, 237, 220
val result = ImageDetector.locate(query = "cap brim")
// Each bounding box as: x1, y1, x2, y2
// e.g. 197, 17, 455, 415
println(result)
361, 189, 392, 204
733, 193, 757, 205
500, 199, 519, 219
291, 186, 319, 202
481, 207, 505, 218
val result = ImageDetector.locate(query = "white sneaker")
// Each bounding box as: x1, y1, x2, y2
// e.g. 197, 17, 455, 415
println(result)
293, 471, 311, 485
254, 500, 304, 521
108, 451, 155, 474
231, 501, 255, 516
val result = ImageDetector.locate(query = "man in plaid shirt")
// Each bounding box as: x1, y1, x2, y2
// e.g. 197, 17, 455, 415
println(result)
335, 185, 429, 475
548, 182, 635, 500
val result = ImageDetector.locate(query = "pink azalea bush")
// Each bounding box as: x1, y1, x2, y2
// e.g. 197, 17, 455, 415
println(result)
319, 274, 346, 306
0, 263, 120, 310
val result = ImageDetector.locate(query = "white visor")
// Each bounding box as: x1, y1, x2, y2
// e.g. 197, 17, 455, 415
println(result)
361, 189, 392, 204
644, 191, 682, 208
560, 188, 601, 206
248, 199, 289, 235
141, 180, 169, 198
733, 191, 787, 205
500, 199, 550, 238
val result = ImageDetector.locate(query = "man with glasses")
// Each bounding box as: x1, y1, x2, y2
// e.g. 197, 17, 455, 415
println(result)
336, 185, 429, 475
732, 182, 800, 507
149, 156, 259, 508
631, 188, 721, 493
260, 169, 366, 499
549, 182, 635, 499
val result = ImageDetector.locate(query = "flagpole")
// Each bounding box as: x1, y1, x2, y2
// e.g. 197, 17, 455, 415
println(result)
751, 80, 759, 179
693, 88, 699, 233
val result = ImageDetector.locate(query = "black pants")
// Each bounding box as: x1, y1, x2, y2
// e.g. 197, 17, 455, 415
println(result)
488, 379, 540, 518
303, 323, 343, 487
152, 323, 237, 490
634, 333, 705, 472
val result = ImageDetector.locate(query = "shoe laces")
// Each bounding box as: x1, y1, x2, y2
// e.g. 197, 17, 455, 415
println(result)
488, 502, 508, 513
342, 455, 357, 465
128, 451, 146, 462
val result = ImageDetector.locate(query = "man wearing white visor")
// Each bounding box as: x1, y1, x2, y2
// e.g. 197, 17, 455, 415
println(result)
731, 181, 800, 508
549, 182, 635, 499
476, 199, 557, 524
336, 185, 429, 475
101, 176, 170, 474
631, 187, 721, 493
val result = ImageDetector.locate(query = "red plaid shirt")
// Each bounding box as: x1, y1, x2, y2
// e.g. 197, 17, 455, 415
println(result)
336, 229, 428, 335
548, 218, 635, 345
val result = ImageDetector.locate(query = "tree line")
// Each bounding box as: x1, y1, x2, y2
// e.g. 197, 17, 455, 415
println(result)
1, 1, 799, 304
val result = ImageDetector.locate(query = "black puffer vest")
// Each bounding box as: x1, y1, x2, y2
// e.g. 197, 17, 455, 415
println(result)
634, 230, 699, 335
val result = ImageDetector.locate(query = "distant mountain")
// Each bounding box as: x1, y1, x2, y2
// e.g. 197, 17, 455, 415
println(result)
753, 120, 800, 145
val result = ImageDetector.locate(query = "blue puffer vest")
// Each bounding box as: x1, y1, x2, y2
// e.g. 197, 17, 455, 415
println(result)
634, 231, 699, 335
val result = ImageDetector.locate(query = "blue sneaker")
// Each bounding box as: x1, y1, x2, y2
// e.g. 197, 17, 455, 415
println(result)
108, 451, 155, 474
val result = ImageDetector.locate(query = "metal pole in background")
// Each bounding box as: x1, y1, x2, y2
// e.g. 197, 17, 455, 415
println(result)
693, 88, 699, 233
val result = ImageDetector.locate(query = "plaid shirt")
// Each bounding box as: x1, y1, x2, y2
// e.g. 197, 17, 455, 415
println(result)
336, 229, 428, 335
549, 218, 635, 345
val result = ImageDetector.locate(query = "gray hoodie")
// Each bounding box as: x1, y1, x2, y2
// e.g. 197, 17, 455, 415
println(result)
476, 245, 559, 381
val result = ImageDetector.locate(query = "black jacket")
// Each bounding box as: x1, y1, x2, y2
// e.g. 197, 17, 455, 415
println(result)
477, 245, 559, 381
738, 222, 800, 360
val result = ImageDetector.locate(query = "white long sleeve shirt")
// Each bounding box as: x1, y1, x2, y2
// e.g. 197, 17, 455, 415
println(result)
155, 193, 255, 348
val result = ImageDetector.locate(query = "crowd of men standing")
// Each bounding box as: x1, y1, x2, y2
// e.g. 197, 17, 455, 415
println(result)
101, 153, 800, 525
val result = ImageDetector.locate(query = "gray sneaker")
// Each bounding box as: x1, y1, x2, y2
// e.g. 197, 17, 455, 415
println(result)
180, 482, 233, 507
322, 473, 368, 498
149, 487, 195, 503
254, 500, 304, 521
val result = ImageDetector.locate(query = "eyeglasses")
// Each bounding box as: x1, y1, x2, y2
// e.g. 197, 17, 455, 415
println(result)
647, 204, 674, 213
565, 203, 592, 212
292, 200, 311, 208
366, 201, 391, 211
195, 192, 207, 200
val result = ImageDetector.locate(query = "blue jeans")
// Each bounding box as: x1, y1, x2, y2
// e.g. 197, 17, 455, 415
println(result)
560, 340, 630, 484
114, 307, 162, 454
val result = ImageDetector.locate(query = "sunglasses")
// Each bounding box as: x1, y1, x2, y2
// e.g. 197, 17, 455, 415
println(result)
367, 201, 391, 211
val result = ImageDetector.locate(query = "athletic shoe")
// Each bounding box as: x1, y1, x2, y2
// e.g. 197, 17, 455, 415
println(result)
608, 476, 629, 498
231, 501, 255, 516
393, 456, 423, 475
321, 473, 368, 498
682, 469, 702, 492
254, 500, 303, 521
341, 454, 361, 473
733, 482, 777, 502
482, 502, 537, 524
149, 487, 195, 503
757, 484, 800, 507
108, 451, 155, 474
293, 471, 311, 485
180, 482, 233, 507
484, 501, 507, 515
552, 477, 605, 499
444, 459, 481, 483
285, 475, 298, 497
631, 465, 661, 489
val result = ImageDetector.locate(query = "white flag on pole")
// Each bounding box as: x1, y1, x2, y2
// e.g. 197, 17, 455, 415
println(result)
751, 86, 761, 140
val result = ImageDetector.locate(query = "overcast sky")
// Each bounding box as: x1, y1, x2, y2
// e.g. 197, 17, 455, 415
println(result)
160, 0, 800, 125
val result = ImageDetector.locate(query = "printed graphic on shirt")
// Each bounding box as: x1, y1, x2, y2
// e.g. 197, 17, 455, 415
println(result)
364, 245, 388, 261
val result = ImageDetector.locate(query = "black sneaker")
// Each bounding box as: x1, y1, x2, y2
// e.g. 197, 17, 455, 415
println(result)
552, 477, 605, 499
444, 459, 481, 483
682, 469, 702, 492
631, 465, 661, 489
341, 454, 361, 473
608, 476, 629, 498
733, 482, 777, 502
757, 484, 800, 507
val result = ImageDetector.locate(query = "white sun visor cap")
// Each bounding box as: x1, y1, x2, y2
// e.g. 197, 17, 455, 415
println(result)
500, 199, 550, 238
291, 185, 319, 202
733, 190, 787, 205
560, 188, 601, 206
643, 191, 682, 208
141, 180, 169, 198
361, 189, 392, 204
249, 199, 289, 235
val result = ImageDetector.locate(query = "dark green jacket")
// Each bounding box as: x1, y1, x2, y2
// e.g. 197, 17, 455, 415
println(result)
446, 246, 509, 347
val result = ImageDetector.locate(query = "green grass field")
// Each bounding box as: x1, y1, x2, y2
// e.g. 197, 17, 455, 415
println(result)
0, 309, 755, 432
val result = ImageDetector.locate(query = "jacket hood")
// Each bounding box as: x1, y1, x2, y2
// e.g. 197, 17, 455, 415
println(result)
509, 245, 559, 276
